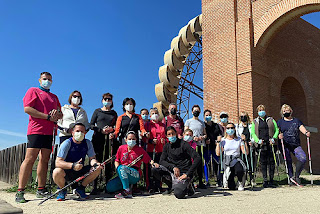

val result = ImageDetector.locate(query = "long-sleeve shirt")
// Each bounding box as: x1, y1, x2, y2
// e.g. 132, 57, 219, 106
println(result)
160, 139, 201, 177
147, 121, 167, 153
90, 109, 118, 134
114, 113, 146, 138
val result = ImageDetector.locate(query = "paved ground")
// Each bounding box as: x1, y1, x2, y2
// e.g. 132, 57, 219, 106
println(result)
0, 176, 319, 214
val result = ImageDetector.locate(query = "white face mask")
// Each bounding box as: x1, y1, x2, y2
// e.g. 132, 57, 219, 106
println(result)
125, 104, 134, 112
71, 97, 80, 105
150, 114, 159, 121
74, 131, 85, 142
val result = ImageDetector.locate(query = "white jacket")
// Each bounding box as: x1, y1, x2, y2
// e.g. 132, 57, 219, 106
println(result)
235, 123, 253, 142
58, 104, 90, 137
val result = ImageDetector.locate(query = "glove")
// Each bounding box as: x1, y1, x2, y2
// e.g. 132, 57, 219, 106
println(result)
270, 138, 275, 144
258, 139, 263, 145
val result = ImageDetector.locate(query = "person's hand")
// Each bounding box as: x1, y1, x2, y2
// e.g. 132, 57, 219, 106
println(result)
278, 133, 283, 139
194, 136, 199, 142
173, 167, 180, 177
306, 131, 311, 137
178, 174, 187, 181
73, 163, 83, 171
161, 138, 165, 144
258, 139, 263, 145
241, 134, 246, 141
101, 129, 107, 135
178, 135, 183, 139
269, 138, 275, 145
104, 126, 113, 134
152, 162, 160, 168
206, 139, 210, 145
249, 141, 252, 146
198, 136, 203, 141
109, 133, 114, 139
217, 136, 222, 142
49, 109, 58, 122
153, 138, 158, 144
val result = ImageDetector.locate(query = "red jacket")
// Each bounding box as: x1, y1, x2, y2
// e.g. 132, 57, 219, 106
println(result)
147, 121, 167, 153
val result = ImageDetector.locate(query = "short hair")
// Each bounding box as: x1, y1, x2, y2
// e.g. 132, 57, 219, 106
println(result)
72, 122, 86, 130
192, 104, 201, 112
280, 104, 293, 117
203, 109, 211, 115
40, 72, 52, 77
68, 90, 83, 105
256, 104, 266, 112
165, 126, 177, 135
102, 93, 114, 109
122, 97, 136, 112
183, 128, 193, 135
140, 108, 149, 114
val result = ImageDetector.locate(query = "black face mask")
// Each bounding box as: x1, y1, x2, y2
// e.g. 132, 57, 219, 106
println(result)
170, 108, 177, 115
283, 112, 291, 118
240, 116, 247, 122
193, 111, 200, 117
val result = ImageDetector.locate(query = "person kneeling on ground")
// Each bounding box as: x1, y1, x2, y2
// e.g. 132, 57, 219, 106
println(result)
53, 123, 102, 201
106, 131, 158, 199
216, 123, 248, 191
152, 126, 201, 199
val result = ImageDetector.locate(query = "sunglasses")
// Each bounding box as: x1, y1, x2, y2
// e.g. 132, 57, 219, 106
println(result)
73, 95, 81, 98
103, 98, 112, 101
226, 127, 235, 129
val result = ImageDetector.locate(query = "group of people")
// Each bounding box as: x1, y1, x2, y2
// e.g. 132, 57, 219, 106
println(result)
15, 72, 312, 203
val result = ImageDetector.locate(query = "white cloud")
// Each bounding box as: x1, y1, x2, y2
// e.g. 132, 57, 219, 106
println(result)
0, 129, 25, 138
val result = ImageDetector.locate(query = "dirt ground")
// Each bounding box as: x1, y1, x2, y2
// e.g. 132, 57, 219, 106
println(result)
0, 176, 319, 214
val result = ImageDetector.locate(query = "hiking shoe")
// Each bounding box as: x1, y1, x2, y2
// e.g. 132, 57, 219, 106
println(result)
15, 191, 26, 203
162, 189, 173, 195
115, 190, 133, 199
90, 188, 100, 196
197, 183, 207, 189
268, 181, 277, 188
56, 189, 67, 201
295, 177, 302, 185
36, 188, 50, 198
263, 181, 269, 188
75, 187, 89, 200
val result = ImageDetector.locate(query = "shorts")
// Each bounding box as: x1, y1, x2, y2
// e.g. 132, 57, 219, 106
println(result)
27, 134, 53, 150
64, 165, 92, 182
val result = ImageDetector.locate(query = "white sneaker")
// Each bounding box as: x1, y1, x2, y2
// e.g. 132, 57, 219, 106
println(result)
238, 182, 244, 191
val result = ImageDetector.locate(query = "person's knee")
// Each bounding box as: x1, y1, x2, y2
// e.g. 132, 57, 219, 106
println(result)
53, 168, 65, 179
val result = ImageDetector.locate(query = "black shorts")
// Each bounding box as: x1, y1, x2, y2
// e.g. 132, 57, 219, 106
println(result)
64, 165, 92, 182
27, 134, 53, 150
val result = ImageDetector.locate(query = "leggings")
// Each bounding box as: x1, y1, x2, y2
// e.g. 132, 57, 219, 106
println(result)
260, 145, 275, 182
228, 162, 245, 190
106, 165, 140, 192
285, 146, 307, 178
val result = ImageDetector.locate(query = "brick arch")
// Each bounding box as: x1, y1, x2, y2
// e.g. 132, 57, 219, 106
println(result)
254, 0, 320, 49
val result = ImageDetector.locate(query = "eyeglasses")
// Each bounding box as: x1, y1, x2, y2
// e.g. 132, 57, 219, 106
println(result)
73, 95, 81, 98
103, 98, 112, 101
226, 127, 235, 129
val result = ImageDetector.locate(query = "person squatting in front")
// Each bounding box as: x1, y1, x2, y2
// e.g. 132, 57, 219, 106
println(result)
151, 126, 201, 199
216, 123, 248, 191
53, 123, 102, 201
277, 104, 310, 186
106, 131, 158, 199
251, 105, 279, 188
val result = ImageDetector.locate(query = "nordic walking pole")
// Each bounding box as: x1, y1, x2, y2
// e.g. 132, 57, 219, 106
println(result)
201, 145, 209, 184
271, 144, 280, 182
280, 138, 290, 185
306, 137, 313, 186
49, 125, 57, 193
249, 143, 254, 190
242, 141, 250, 170
38, 156, 115, 206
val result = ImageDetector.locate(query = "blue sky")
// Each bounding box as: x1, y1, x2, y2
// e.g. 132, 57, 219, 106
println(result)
0, 1, 319, 149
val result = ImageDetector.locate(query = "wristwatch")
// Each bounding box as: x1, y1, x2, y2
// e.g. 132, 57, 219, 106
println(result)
47, 114, 51, 121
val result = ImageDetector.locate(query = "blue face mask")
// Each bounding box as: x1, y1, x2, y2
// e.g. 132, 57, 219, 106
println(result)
40, 80, 52, 89
168, 136, 177, 143
103, 101, 111, 107
226, 128, 235, 136
127, 140, 136, 147
258, 111, 266, 117
205, 116, 212, 122
221, 118, 228, 124
183, 135, 193, 142
141, 115, 148, 121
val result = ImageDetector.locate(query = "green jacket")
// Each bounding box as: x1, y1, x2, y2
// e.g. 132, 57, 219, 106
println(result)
251, 116, 279, 143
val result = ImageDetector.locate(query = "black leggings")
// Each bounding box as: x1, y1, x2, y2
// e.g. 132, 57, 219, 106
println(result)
228, 162, 245, 190
147, 152, 162, 190
259, 145, 275, 182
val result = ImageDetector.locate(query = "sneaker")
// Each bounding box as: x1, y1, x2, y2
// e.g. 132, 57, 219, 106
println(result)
75, 187, 89, 200
295, 177, 302, 185
36, 187, 50, 198
115, 190, 133, 199
197, 183, 207, 189
56, 189, 67, 201
162, 189, 173, 195
90, 188, 100, 196
15, 191, 26, 203
268, 181, 277, 188
237, 182, 244, 191
263, 181, 268, 188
